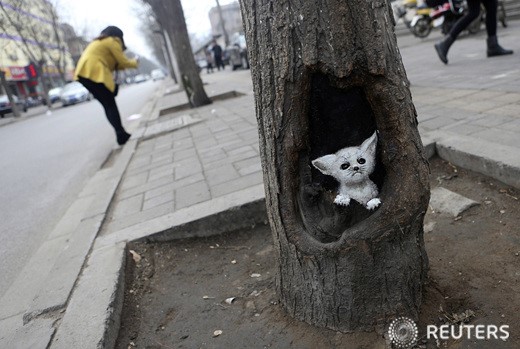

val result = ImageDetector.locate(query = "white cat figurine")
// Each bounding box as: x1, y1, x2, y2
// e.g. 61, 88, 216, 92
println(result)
311, 131, 381, 210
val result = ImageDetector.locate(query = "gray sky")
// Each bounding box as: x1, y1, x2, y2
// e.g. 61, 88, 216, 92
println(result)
59, 0, 236, 58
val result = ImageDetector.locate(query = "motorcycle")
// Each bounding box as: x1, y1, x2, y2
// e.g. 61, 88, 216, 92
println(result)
411, 0, 481, 38
392, 0, 433, 38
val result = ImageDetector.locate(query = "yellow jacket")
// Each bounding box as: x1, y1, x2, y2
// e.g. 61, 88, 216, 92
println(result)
74, 37, 138, 92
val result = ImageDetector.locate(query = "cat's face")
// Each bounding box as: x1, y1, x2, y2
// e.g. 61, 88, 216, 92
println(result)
312, 132, 377, 184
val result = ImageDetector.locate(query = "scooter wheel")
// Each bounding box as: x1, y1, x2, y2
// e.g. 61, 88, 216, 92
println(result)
412, 17, 432, 38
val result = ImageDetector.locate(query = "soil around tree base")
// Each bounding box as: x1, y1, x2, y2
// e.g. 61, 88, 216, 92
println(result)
115, 157, 520, 349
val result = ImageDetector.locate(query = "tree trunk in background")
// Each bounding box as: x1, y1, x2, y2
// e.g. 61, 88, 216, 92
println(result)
239, 0, 430, 332
145, 0, 211, 107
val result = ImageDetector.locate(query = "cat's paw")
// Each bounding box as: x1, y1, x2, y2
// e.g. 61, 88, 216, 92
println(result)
366, 198, 381, 210
334, 195, 351, 206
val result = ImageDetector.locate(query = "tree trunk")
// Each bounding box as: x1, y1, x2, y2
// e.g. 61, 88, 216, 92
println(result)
239, 0, 430, 332
146, 0, 211, 108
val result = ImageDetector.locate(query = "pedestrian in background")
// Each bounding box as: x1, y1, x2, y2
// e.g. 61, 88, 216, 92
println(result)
211, 40, 225, 71
433, 0, 513, 64
205, 46, 214, 74
75, 26, 139, 145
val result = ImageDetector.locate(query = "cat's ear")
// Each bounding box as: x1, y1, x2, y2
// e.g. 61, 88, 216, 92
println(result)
360, 131, 378, 154
312, 154, 336, 175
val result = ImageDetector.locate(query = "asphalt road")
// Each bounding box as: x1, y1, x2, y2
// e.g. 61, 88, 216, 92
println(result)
0, 80, 159, 297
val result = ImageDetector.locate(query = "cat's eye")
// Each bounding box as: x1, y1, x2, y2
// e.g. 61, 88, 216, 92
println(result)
357, 158, 366, 164
340, 162, 350, 170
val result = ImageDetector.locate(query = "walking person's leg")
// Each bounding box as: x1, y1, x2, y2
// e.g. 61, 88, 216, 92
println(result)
78, 77, 131, 145
482, 0, 513, 56
434, 0, 481, 64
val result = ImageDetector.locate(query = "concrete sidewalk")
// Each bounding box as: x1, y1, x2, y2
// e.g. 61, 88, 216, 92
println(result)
2, 19, 519, 349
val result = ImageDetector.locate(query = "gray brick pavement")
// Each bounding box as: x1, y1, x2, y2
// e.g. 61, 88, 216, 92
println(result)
102, 78, 263, 235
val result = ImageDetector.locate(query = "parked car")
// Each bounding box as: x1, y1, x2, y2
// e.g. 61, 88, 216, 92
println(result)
24, 97, 39, 108
48, 87, 63, 104
133, 74, 148, 83
151, 69, 166, 81
60, 82, 91, 106
0, 94, 27, 117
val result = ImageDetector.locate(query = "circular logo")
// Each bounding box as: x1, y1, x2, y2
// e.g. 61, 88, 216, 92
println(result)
388, 317, 418, 348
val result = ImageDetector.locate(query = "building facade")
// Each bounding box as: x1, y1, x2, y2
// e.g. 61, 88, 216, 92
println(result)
0, 0, 76, 98
209, 2, 243, 45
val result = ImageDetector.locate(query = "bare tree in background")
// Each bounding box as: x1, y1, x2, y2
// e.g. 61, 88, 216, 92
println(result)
0, 0, 69, 104
143, 0, 211, 108
239, 0, 430, 332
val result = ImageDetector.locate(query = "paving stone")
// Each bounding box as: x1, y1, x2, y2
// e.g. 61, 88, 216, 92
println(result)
143, 173, 205, 201
203, 149, 258, 171
173, 137, 194, 151
174, 162, 203, 181
143, 114, 201, 139
111, 194, 143, 220
175, 181, 211, 209
195, 138, 219, 150
119, 174, 174, 200
470, 128, 519, 148
471, 114, 515, 128
492, 93, 520, 104
420, 116, 459, 130
205, 164, 240, 187
496, 119, 520, 133
442, 122, 488, 135
126, 157, 172, 176
151, 151, 173, 164
227, 145, 255, 156
142, 190, 175, 211
210, 171, 264, 198
173, 147, 198, 162
488, 103, 520, 117
105, 200, 175, 233
147, 164, 174, 182
234, 156, 261, 174
120, 172, 149, 191
429, 187, 479, 217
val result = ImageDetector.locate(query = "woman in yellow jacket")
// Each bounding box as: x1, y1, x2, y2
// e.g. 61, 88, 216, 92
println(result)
75, 26, 138, 145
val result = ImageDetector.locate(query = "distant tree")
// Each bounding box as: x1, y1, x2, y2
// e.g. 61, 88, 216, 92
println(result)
0, 0, 70, 103
143, 0, 211, 108
239, 0, 430, 332
137, 7, 167, 69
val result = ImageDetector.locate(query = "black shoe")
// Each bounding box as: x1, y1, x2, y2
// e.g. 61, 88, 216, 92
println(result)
487, 36, 513, 57
117, 132, 131, 145
434, 35, 455, 65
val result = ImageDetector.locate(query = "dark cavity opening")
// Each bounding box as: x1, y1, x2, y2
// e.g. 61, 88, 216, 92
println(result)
299, 74, 385, 243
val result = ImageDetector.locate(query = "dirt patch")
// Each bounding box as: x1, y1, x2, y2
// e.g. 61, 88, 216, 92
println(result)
115, 157, 520, 349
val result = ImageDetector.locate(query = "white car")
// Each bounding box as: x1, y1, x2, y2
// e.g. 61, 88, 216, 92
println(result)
151, 69, 166, 81
133, 74, 148, 83
60, 82, 91, 106
48, 87, 63, 104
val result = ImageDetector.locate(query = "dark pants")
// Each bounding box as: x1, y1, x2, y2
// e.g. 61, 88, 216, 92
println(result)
78, 77, 127, 137
450, 0, 498, 38
214, 56, 224, 70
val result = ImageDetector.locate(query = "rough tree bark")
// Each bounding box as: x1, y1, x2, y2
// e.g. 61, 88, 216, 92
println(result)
145, 0, 211, 108
239, 0, 430, 331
